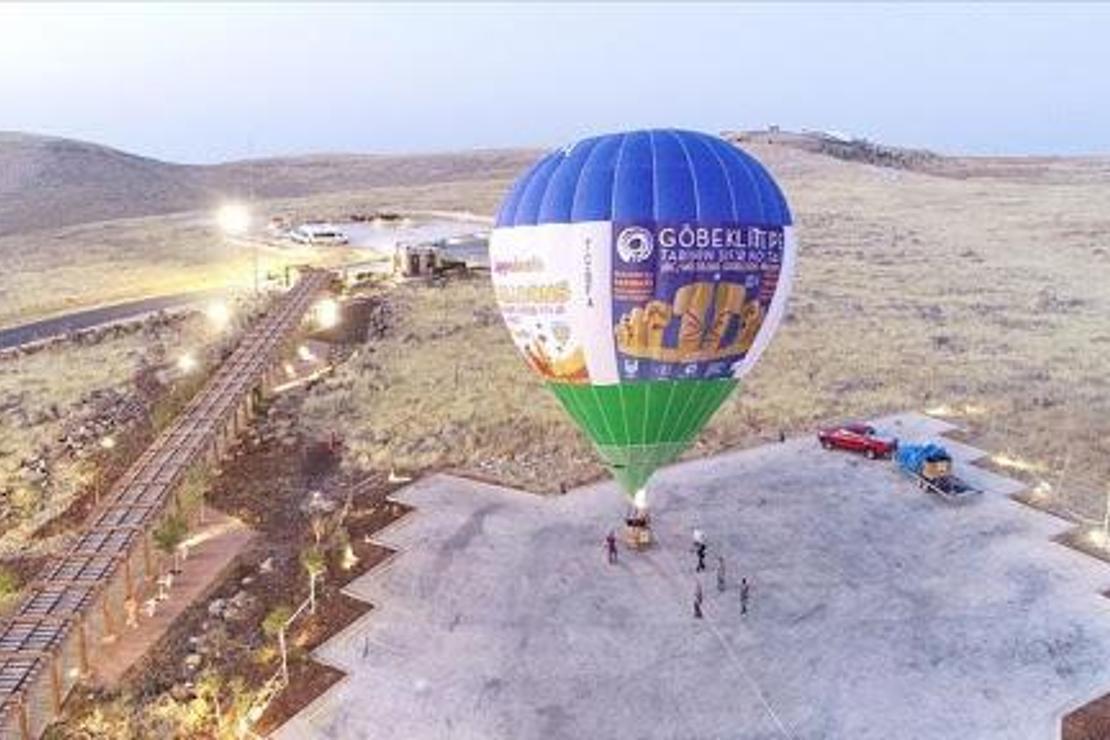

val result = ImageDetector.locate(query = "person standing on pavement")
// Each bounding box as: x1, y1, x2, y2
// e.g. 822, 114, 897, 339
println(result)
716, 555, 727, 592
693, 529, 707, 572
606, 529, 618, 565
694, 581, 704, 619
740, 577, 751, 615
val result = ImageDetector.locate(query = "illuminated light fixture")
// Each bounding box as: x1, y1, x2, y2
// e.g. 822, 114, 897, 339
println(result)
991, 453, 1047, 474
315, 298, 340, 329
178, 353, 199, 374
205, 300, 231, 330
216, 203, 251, 236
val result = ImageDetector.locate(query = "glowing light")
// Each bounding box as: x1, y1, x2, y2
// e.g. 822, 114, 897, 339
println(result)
341, 544, 359, 571
178, 353, 198, 374
992, 454, 1047, 474
216, 203, 251, 236
297, 345, 317, 362
633, 488, 648, 511
315, 298, 340, 329
1032, 480, 1052, 498
100, 436, 116, 450
925, 402, 987, 419
205, 300, 231, 330
1089, 529, 1110, 548
283, 362, 296, 378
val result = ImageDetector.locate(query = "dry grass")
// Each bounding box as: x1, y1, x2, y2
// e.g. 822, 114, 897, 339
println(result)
304, 144, 1110, 520
0, 299, 267, 555
301, 278, 599, 492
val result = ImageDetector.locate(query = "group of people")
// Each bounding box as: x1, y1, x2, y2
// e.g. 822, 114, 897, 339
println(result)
603, 527, 751, 619
692, 530, 749, 619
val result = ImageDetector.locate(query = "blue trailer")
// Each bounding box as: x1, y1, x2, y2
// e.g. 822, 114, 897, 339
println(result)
895, 442, 980, 501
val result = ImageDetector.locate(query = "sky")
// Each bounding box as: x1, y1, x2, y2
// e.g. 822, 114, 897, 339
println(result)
1, 2, 1108, 162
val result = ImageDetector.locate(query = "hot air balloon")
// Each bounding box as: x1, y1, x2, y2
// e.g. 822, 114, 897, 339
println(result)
490, 129, 795, 504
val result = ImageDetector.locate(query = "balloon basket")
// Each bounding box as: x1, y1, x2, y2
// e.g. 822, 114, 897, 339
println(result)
624, 509, 653, 550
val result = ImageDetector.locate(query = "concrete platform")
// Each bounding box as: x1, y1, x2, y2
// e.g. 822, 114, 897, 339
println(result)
276, 412, 1110, 740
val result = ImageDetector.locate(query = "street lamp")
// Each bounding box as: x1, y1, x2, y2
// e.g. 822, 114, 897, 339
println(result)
178, 353, 198, 374
205, 300, 231, 331
216, 203, 255, 294
314, 298, 340, 330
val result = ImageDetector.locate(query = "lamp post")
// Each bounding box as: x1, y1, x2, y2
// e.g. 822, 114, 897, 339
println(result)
216, 203, 254, 293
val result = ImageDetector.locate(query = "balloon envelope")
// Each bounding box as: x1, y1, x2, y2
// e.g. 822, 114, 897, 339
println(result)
490, 129, 796, 497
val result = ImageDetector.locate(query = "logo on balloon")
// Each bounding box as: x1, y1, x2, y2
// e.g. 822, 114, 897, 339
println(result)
616, 226, 654, 263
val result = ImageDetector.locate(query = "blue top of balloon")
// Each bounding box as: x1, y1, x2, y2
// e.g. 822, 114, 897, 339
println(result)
495, 129, 791, 229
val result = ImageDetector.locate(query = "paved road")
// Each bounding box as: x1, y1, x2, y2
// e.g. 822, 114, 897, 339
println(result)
0, 288, 231, 350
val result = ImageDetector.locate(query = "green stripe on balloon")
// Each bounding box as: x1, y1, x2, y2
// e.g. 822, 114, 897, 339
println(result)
547, 379, 738, 497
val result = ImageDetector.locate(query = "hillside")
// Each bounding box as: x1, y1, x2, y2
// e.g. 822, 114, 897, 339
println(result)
0, 132, 538, 237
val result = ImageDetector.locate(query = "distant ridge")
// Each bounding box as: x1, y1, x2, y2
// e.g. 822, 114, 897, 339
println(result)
725, 128, 941, 171
0, 132, 539, 237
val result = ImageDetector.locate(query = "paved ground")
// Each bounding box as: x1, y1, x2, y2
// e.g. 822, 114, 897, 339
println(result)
0, 287, 229, 349
277, 413, 1110, 740
93, 511, 254, 685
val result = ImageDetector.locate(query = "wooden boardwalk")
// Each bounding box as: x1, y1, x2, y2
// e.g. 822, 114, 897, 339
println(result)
0, 269, 331, 739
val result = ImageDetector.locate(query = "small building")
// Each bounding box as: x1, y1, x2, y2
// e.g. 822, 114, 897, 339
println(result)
393, 244, 441, 277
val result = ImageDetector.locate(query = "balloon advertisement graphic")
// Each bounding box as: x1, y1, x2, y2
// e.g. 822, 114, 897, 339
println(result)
490, 129, 796, 500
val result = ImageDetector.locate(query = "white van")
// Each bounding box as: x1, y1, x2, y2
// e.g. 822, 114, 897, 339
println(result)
290, 223, 349, 246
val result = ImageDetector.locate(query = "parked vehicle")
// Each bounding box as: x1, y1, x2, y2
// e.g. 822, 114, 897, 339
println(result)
895, 442, 980, 502
817, 423, 897, 459
290, 223, 349, 245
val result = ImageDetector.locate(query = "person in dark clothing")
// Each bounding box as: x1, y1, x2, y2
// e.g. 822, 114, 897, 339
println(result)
606, 530, 618, 564
740, 577, 751, 615
716, 555, 727, 592
695, 541, 707, 572
779, 429, 787, 443
694, 581, 704, 619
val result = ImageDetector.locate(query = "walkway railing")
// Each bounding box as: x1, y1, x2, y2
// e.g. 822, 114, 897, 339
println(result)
0, 269, 331, 739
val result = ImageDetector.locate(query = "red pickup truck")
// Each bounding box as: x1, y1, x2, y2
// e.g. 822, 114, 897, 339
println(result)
817, 423, 897, 459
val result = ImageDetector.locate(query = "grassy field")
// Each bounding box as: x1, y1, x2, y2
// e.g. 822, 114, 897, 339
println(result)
0, 296, 268, 558
301, 143, 1110, 523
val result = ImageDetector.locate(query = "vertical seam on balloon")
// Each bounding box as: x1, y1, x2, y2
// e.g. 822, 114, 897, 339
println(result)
535, 149, 571, 226
543, 137, 599, 224
586, 380, 618, 446
671, 130, 702, 221
501, 160, 540, 226
702, 135, 739, 222
655, 379, 678, 447
569, 138, 610, 222
721, 141, 766, 220
552, 382, 587, 440
648, 130, 659, 222
611, 131, 629, 221
668, 380, 704, 443
610, 133, 633, 445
